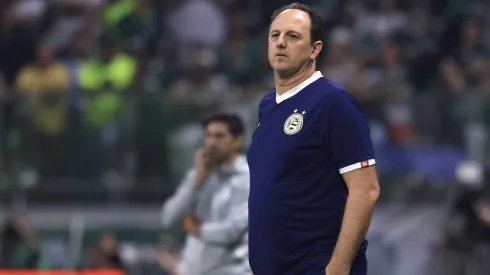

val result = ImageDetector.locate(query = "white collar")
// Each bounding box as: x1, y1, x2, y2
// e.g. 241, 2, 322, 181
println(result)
275, 71, 323, 104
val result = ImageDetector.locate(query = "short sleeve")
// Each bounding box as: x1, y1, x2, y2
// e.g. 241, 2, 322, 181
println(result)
324, 91, 375, 174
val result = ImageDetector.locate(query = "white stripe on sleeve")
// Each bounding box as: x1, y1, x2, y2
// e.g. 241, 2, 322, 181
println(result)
339, 159, 376, 174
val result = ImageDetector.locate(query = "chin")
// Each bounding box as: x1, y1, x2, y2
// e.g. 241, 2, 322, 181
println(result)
271, 62, 292, 72
272, 66, 298, 78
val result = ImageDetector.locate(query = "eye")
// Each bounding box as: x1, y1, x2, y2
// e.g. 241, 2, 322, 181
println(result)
288, 33, 298, 39
271, 33, 279, 38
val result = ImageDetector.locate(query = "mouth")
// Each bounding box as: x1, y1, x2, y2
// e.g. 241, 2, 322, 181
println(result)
275, 53, 287, 57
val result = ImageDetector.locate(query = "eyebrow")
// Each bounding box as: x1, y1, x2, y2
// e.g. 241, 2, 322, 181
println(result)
270, 29, 301, 35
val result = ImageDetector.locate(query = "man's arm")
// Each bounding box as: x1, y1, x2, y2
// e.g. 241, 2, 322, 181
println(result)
327, 166, 380, 273
161, 170, 200, 227
188, 174, 249, 245
162, 149, 210, 227
322, 90, 380, 274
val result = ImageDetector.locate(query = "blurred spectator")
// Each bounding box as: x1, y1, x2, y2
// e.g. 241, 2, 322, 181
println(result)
166, 46, 229, 127
433, 184, 490, 274
16, 42, 69, 135
42, 0, 98, 50
166, 0, 226, 47
89, 232, 124, 270
0, 215, 51, 269
102, 0, 160, 53
60, 30, 93, 107
377, 38, 414, 144
0, 2, 40, 85
10, 0, 47, 23
217, 11, 265, 86
79, 35, 135, 129
429, 57, 467, 146
457, 18, 487, 68
355, 0, 408, 39
322, 26, 357, 87
78, 34, 136, 179
15, 42, 69, 179
103, 0, 136, 31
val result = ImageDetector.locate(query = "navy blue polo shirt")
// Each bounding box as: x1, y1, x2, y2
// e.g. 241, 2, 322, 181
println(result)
247, 71, 375, 275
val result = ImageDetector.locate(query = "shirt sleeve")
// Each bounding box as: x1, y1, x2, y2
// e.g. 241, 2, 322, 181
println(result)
324, 91, 375, 174
200, 173, 249, 246
161, 169, 198, 227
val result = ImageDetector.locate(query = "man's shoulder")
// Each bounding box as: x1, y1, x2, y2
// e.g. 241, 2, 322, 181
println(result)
312, 77, 351, 100
231, 156, 250, 189
308, 78, 361, 112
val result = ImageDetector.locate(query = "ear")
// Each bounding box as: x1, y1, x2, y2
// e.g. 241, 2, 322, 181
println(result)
310, 41, 323, 60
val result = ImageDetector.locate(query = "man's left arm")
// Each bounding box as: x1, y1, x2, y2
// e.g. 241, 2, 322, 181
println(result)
323, 91, 381, 274
328, 166, 380, 274
188, 174, 250, 246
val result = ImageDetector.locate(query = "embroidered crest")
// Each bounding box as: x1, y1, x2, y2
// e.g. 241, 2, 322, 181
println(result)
284, 109, 305, 135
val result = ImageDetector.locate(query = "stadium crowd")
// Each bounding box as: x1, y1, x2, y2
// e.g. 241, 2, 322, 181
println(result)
2, 0, 490, 183
0, 0, 490, 274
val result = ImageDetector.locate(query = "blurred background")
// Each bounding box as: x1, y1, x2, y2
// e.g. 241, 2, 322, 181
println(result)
0, 0, 490, 274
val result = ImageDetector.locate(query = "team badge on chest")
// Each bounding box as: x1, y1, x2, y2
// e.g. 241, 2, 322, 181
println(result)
284, 109, 306, 135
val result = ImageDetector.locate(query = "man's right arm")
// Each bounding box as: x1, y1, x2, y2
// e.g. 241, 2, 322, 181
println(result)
161, 170, 200, 227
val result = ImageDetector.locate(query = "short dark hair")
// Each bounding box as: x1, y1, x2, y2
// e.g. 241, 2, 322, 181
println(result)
270, 3, 325, 45
201, 112, 245, 137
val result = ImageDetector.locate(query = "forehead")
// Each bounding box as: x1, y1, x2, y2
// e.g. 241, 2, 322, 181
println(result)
270, 9, 311, 34
205, 121, 231, 133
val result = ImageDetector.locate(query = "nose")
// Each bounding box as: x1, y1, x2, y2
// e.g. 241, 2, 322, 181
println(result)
276, 34, 286, 49
206, 137, 218, 148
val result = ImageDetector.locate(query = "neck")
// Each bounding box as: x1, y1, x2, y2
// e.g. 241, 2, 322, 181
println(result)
275, 62, 316, 95
223, 153, 240, 166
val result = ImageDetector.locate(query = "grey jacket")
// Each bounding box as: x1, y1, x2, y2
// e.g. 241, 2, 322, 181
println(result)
161, 155, 251, 275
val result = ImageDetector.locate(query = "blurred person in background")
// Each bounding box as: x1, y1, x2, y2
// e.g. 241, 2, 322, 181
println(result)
355, 0, 408, 40
15, 41, 70, 180
166, 0, 226, 47
0, 215, 51, 269
428, 57, 467, 146
78, 34, 136, 179
167, 45, 230, 126
0, 1, 42, 86
161, 113, 250, 275
88, 232, 124, 270
457, 18, 487, 67
102, 0, 160, 53
217, 11, 265, 87
433, 169, 490, 275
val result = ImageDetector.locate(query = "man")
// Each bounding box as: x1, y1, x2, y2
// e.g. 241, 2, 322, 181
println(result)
247, 3, 380, 275
16, 42, 70, 179
78, 35, 136, 179
161, 113, 251, 275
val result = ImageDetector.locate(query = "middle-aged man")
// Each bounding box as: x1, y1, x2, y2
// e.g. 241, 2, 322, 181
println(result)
161, 113, 251, 275
247, 3, 381, 275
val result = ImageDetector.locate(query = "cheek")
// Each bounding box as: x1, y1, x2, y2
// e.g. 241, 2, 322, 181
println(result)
222, 141, 235, 151
301, 46, 313, 58
267, 45, 275, 59
288, 49, 308, 65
